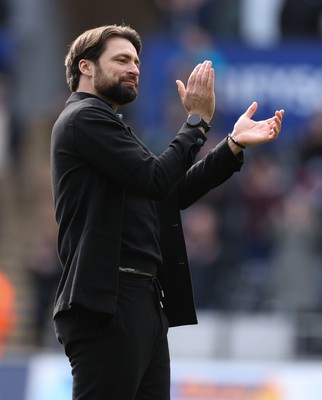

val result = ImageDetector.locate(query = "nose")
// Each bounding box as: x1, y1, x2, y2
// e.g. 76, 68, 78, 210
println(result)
129, 62, 140, 77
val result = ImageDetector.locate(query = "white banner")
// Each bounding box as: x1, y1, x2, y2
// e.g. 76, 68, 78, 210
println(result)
25, 354, 322, 400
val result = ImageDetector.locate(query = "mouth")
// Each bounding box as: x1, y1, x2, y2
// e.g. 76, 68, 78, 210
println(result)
122, 79, 138, 88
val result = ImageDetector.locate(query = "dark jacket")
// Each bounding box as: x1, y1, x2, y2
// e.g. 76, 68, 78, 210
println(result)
50, 92, 243, 327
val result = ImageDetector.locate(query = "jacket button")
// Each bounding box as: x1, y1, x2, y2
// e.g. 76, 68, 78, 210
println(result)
196, 138, 204, 146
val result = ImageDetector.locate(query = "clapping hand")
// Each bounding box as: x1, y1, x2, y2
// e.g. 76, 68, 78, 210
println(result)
228, 102, 284, 152
176, 60, 215, 125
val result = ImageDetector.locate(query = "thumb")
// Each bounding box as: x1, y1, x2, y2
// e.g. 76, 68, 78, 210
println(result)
176, 80, 186, 99
244, 101, 258, 118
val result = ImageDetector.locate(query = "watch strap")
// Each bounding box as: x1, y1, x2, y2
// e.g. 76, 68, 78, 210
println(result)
187, 114, 211, 132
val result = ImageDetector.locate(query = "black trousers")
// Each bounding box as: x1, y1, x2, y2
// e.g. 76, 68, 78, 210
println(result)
54, 273, 170, 400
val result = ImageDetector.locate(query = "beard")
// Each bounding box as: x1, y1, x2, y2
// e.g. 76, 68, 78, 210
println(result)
94, 65, 138, 105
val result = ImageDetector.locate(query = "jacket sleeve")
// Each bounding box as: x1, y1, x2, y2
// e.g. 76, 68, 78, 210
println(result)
176, 137, 244, 209
71, 103, 207, 200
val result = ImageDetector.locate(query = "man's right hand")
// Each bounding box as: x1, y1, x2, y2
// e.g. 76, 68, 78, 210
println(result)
176, 60, 215, 126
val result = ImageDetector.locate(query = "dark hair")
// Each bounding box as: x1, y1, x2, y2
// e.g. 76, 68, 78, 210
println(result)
65, 24, 142, 92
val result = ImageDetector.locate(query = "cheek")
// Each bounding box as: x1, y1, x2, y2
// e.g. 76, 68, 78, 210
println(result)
94, 71, 111, 86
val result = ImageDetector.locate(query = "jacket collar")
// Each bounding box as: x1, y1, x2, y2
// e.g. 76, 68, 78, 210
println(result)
66, 92, 114, 110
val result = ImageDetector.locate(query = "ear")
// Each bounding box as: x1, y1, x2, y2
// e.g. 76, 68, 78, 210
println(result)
78, 59, 92, 76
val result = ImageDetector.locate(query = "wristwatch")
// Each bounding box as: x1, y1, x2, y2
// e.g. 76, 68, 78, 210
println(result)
186, 114, 210, 133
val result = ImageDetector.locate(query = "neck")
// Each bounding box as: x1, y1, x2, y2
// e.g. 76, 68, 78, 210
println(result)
76, 88, 119, 111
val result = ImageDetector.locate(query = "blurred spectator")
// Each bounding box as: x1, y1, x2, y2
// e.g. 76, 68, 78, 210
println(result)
204, 0, 240, 36
297, 109, 322, 163
265, 111, 322, 313
28, 229, 61, 347
280, 0, 322, 37
183, 203, 228, 309
0, 269, 16, 356
269, 183, 322, 313
153, 0, 211, 33
238, 153, 287, 261
153, 0, 241, 36
0, 0, 9, 26
205, 152, 290, 311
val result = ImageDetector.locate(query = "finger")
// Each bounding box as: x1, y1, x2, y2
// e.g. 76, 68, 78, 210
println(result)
244, 101, 258, 118
265, 110, 283, 126
275, 110, 282, 118
270, 125, 277, 135
265, 109, 284, 136
187, 63, 202, 87
275, 110, 284, 127
275, 109, 285, 121
273, 117, 282, 133
274, 115, 282, 128
207, 67, 215, 90
271, 117, 282, 135
201, 61, 212, 86
176, 80, 186, 99
195, 60, 208, 86
274, 110, 284, 126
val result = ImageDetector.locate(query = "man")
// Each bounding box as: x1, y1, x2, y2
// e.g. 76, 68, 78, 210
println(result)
51, 24, 284, 399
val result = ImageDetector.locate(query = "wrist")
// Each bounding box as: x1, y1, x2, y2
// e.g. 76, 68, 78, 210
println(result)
227, 134, 243, 155
227, 133, 246, 149
186, 114, 211, 133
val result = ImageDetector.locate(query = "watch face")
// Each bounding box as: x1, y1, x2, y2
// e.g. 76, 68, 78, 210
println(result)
188, 114, 202, 126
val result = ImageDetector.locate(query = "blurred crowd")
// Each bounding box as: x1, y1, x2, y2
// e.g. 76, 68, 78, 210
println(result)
183, 116, 322, 314
0, 0, 321, 353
